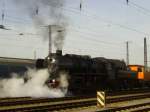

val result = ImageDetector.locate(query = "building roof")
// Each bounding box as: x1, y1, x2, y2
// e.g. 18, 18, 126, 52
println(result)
0, 57, 35, 65
128, 65, 144, 67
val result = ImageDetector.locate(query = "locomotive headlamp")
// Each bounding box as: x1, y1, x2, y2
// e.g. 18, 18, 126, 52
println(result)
51, 58, 56, 63
48, 57, 56, 63
52, 79, 56, 83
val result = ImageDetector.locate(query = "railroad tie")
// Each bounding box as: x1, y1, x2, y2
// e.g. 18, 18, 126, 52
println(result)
97, 91, 105, 108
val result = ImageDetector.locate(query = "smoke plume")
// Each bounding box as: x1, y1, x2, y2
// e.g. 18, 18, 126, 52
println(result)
13, 0, 68, 50
53, 26, 66, 50
0, 69, 68, 98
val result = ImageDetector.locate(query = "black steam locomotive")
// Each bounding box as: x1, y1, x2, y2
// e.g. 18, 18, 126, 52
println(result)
36, 50, 142, 95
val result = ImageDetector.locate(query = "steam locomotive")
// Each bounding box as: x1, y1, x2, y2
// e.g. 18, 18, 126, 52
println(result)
36, 50, 148, 95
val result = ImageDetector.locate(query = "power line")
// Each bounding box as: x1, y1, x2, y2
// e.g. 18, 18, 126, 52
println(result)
7, 1, 148, 38
63, 4, 150, 36
68, 27, 148, 49
0, 41, 47, 49
4, 17, 31, 24
116, 0, 150, 17
0, 24, 140, 52
1, 1, 149, 37
0, 29, 42, 37
0, 36, 41, 42
67, 36, 121, 49
68, 28, 123, 46
129, 1, 150, 14
0, 1, 149, 53
64, 43, 126, 56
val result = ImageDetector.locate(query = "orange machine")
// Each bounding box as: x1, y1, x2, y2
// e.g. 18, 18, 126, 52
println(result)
128, 65, 150, 81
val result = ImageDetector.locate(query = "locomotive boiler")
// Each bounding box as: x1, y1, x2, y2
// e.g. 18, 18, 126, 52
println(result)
36, 50, 143, 95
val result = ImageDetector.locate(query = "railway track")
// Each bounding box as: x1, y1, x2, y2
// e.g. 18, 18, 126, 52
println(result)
0, 89, 149, 112
0, 96, 95, 107
0, 97, 31, 102
0, 88, 149, 101
104, 99, 150, 112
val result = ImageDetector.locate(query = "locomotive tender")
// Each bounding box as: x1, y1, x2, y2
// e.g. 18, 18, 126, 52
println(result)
36, 50, 148, 95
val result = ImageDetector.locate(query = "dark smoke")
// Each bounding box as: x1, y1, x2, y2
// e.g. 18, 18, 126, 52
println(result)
53, 26, 66, 51
13, 0, 68, 50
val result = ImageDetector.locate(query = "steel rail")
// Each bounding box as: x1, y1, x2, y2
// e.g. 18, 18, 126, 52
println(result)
0, 91, 150, 111
0, 91, 150, 107
107, 102, 150, 111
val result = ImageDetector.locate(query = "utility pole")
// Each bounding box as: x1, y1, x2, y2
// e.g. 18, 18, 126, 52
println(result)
34, 50, 36, 59
47, 25, 64, 55
126, 41, 129, 65
144, 37, 147, 72
48, 25, 52, 55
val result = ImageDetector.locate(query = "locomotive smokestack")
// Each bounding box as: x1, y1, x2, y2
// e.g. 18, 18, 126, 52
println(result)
56, 50, 62, 56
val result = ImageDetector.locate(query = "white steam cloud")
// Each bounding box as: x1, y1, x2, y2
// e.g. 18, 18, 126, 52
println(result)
0, 0, 70, 98
0, 69, 68, 98
58, 72, 69, 94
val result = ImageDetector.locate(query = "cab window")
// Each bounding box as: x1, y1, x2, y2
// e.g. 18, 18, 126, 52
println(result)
138, 67, 142, 72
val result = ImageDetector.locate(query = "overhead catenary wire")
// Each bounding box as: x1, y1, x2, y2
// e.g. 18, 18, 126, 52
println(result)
54, 3, 150, 37
0, 29, 123, 49
64, 44, 126, 56
2, 1, 149, 38
68, 28, 123, 46
0, 28, 42, 37
0, 23, 143, 50
0, 0, 149, 59
66, 36, 122, 49
116, 0, 150, 17
1, 1, 149, 38
70, 7, 150, 35
129, 1, 150, 14
0, 41, 48, 49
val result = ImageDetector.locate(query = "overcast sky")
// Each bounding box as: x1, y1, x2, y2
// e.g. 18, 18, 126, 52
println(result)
0, 0, 150, 65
